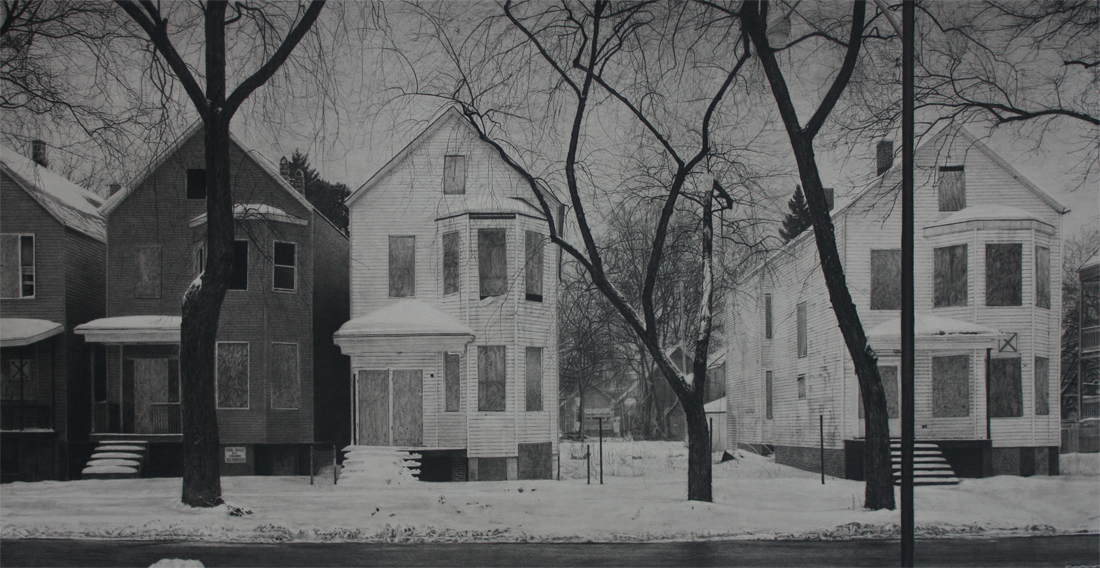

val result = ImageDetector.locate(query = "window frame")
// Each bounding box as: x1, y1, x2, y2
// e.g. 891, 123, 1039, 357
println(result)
186, 168, 207, 200
273, 241, 296, 292
443, 231, 460, 296
933, 244, 968, 307
797, 374, 806, 399
765, 370, 773, 419
525, 231, 544, 302
229, 240, 249, 291
478, 228, 507, 299
1, 233, 35, 299
985, 243, 1023, 307
215, 341, 250, 410
444, 352, 461, 412
1, 357, 36, 401
937, 165, 965, 212
1034, 356, 1050, 416
269, 342, 299, 410
443, 155, 466, 195
796, 302, 807, 358
1035, 245, 1051, 309
388, 235, 416, 298
525, 346, 543, 411
870, 249, 901, 310
477, 345, 506, 412
764, 293, 773, 339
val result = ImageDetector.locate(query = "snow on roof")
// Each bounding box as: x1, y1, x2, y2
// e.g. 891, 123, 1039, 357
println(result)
866, 314, 1006, 353
1, 146, 106, 242
188, 203, 307, 227
0, 318, 64, 347
75, 315, 181, 344
335, 301, 474, 338
926, 204, 1053, 229
435, 196, 546, 220
1083, 250, 1100, 271
704, 397, 726, 413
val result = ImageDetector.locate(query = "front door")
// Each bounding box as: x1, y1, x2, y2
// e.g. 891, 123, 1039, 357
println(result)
356, 369, 423, 446
126, 357, 181, 434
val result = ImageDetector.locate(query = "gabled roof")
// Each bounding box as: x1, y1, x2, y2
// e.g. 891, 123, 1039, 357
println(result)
99, 120, 317, 221
346, 106, 563, 211
1, 146, 106, 242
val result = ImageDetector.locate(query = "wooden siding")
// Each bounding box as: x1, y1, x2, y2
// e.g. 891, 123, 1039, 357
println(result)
346, 112, 558, 458
727, 127, 1063, 452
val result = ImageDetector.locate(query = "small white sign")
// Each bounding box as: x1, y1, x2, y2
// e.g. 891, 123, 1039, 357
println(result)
224, 446, 246, 464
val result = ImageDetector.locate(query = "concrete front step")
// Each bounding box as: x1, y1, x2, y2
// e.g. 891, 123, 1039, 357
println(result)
83, 440, 148, 480
889, 440, 960, 486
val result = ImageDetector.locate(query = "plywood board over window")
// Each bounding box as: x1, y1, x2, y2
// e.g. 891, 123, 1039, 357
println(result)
443, 232, 460, 295
478, 229, 507, 299
134, 246, 161, 299
357, 370, 389, 445
990, 357, 1023, 418
934, 244, 968, 307
1, 357, 36, 400
216, 342, 249, 409
478, 345, 506, 411
937, 166, 965, 211
859, 365, 900, 419
270, 343, 299, 409
392, 370, 423, 446
764, 294, 773, 339
526, 347, 543, 411
796, 302, 807, 358
1035, 246, 1051, 309
986, 243, 1022, 306
1034, 356, 1050, 416
932, 355, 969, 417
870, 249, 901, 310
389, 236, 415, 297
443, 155, 466, 195
765, 371, 773, 419
525, 232, 544, 302
444, 353, 461, 412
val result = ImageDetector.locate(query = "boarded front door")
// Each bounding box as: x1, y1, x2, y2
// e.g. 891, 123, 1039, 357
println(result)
358, 370, 389, 445
392, 370, 423, 446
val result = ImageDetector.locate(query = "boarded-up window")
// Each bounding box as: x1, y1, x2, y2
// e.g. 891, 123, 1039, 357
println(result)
0, 358, 35, 400
273, 242, 295, 291
134, 246, 161, 299
186, 168, 206, 200
1034, 356, 1049, 416
986, 243, 1022, 306
443, 155, 466, 195
216, 342, 249, 409
389, 236, 415, 297
796, 302, 807, 358
1, 234, 34, 298
1035, 246, 1050, 309
229, 240, 248, 290
478, 345, 505, 411
764, 294, 772, 339
444, 353, 460, 412
990, 357, 1022, 418
862, 365, 900, 419
934, 244, 968, 307
797, 374, 806, 399
525, 231, 544, 302
443, 232, 460, 295
526, 347, 542, 411
478, 229, 507, 299
765, 371, 773, 419
932, 355, 969, 417
270, 343, 299, 409
937, 166, 965, 211
870, 249, 901, 310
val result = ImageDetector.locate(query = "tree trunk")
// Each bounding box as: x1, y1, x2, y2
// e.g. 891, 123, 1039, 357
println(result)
683, 394, 712, 502
790, 137, 895, 511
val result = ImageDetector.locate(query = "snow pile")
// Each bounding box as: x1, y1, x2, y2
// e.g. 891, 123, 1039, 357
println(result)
149, 560, 203, 568
1060, 453, 1099, 476
338, 446, 419, 486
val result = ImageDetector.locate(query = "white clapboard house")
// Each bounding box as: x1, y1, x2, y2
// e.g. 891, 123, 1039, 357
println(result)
725, 124, 1067, 483
335, 107, 562, 481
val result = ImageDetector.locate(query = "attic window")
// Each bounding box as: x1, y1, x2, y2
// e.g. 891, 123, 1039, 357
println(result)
937, 166, 965, 212
444, 155, 466, 195
187, 169, 206, 200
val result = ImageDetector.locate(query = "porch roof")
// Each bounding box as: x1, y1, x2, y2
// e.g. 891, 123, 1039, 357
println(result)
866, 314, 1007, 353
0, 318, 64, 347
334, 300, 475, 354
75, 315, 181, 344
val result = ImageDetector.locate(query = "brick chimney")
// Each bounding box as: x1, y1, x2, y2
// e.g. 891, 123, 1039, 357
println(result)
876, 140, 893, 176
32, 140, 48, 168
293, 169, 305, 193
280, 157, 291, 179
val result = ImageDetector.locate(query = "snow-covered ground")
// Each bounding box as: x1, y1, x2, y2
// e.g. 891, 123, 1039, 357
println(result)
1, 441, 1096, 543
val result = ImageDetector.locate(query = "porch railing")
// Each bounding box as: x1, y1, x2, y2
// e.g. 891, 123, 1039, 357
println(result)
0, 403, 52, 430
149, 403, 181, 434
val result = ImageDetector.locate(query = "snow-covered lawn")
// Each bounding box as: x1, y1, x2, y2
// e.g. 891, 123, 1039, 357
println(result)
1, 442, 1096, 543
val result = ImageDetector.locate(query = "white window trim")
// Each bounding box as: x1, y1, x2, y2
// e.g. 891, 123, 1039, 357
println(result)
272, 241, 297, 292
2, 233, 35, 299
215, 341, 250, 410
270, 342, 299, 410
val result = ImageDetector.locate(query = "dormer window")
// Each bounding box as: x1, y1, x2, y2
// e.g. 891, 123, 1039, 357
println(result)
937, 166, 965, 211
444, 155, 466, 195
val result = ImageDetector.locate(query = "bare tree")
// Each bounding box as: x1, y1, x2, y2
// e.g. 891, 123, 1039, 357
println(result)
116, 0, 324, 507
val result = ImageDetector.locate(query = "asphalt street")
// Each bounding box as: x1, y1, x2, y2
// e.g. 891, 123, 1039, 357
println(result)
2, 535, 1098, 567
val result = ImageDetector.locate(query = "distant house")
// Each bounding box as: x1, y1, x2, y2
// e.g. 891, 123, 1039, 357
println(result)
726, 125, 1067, 481
641, 347, 726, 441
560, 385, 621, 438
75, 123, 349, 477
1, 142, 106, 482
335, 107, 562, 481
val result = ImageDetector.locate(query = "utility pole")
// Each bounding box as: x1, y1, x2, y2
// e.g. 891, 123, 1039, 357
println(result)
900, 1, 917, 566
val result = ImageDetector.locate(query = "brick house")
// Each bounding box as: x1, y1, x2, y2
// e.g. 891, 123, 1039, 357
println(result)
1, 142, 106, 481
75, 123, 349, 476
335, 107, 562, 481
725, 124, 1067, 481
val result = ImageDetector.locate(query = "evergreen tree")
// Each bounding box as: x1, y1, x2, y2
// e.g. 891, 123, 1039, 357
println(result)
779, 185, 812, 242
282, 150, 350, 233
